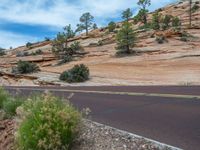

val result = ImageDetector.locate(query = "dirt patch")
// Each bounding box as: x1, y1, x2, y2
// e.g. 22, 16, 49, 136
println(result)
0, 119, 15, 150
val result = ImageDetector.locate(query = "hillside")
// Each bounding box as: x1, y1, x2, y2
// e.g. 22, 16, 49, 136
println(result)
0, 0, 200, 86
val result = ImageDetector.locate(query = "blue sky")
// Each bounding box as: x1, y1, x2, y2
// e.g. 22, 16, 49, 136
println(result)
0, 0, 177, 49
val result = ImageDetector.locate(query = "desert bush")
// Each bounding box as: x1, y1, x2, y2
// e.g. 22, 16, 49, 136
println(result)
156, 36, 166, 44
14, 61, 40, 74
97, 40, 103, 46
60, 64, 89, 83
58, 55, 73, 65
69, 41, 82, 53
15, 93, 81, 150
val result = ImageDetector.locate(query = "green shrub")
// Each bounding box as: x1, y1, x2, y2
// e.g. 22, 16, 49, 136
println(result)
0, 48, 6, 56
191, 4, 199, 13
60, 64, 89, 83
12, 61, 40, 74
97, 40, 103, 46
138, 23, 152, 30
3, 97, 24, 118
0, 87, 10, 109
108, 21, 116, 32
26, 42, 33, 48
58, 55, 73, 65
15, 93, 81, 150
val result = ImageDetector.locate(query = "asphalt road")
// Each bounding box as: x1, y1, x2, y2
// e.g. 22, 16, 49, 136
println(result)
5, 86, 200, 150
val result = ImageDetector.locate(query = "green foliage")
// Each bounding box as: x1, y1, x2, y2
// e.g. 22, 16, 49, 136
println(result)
152, 12, 161, 30
58, 55, 73, 65
64, 24, 76, 39
97, 40, 103, 46
0, 48, 6, 56
15, 93, 81, 150
134, 9, 148, 24
122, 8, 133, 22
14, 60, 40, 74
191, 4, 199, 13
0, 87, 10, 109
76, 12, 94, 35
26, 42, 33, 48
138, 22, 152, 30
52, 32, 68, 55
60, 64, 89, 83
31, 49, 43, 56
0, 88, 24, 119
108, 21, 116, 32
137, 0, 151, 24
45, 37, 51, 41
161, 15, 172, 30
69, 41, 82, 53
3, 97, 24, 118
93, 23, 98, 29
116, 22, 136, 55
172, 16, 181, 30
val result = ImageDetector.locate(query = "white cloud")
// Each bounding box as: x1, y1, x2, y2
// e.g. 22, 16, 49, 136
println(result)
0, 30, 38, 49
0, 0, 176, 28
0, 0, 176, 48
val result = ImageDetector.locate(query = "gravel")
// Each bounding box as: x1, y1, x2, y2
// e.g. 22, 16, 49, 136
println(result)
73, 120, 181, 150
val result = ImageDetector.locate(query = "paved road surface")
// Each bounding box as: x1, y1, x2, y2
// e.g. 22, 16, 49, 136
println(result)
5, 86, 200, 150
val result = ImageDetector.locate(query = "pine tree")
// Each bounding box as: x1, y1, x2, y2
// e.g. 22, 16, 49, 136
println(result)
122, 8, 133, 22
161, 15, 172, 30
76, 12, 94, 36
137, 0, 151, 24
116, 22, 136, 54
63, 24, 75, 39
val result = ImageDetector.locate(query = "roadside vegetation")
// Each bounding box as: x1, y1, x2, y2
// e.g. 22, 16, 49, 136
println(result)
12, 60, 40, 74
60, 64, 90, 83
0, 48, 6, 56
0, 87, 82, 150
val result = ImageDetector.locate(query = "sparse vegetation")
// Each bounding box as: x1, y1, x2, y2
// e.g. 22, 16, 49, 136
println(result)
26, 42, 33, 48
152, 12, 161, 30
13, 60, 40, 74
191, 3, 199, 13
0, 87, 10, 109
31, 49, 43, 55
172, 16, 181, 30
15, 93, 81, 150
60, 64, 89, 83
0, 48, 6, 56
161, 15, 172, 30
137, 0, 151, 24
108, 21, 116, 32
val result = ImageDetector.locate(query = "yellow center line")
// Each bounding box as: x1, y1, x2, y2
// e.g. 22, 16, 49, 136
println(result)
10, 87, 200, 100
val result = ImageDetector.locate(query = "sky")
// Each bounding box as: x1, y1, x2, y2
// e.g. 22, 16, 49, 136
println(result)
0, 0, 177, 49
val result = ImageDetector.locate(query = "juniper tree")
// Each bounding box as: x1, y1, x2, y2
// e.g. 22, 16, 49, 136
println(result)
161, 15, 172, 30
137, 0, 151, 24
122, 8, 133, 22
76, 12, 94, 36
172, 16, 181, 30
116, 22, 136, 54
